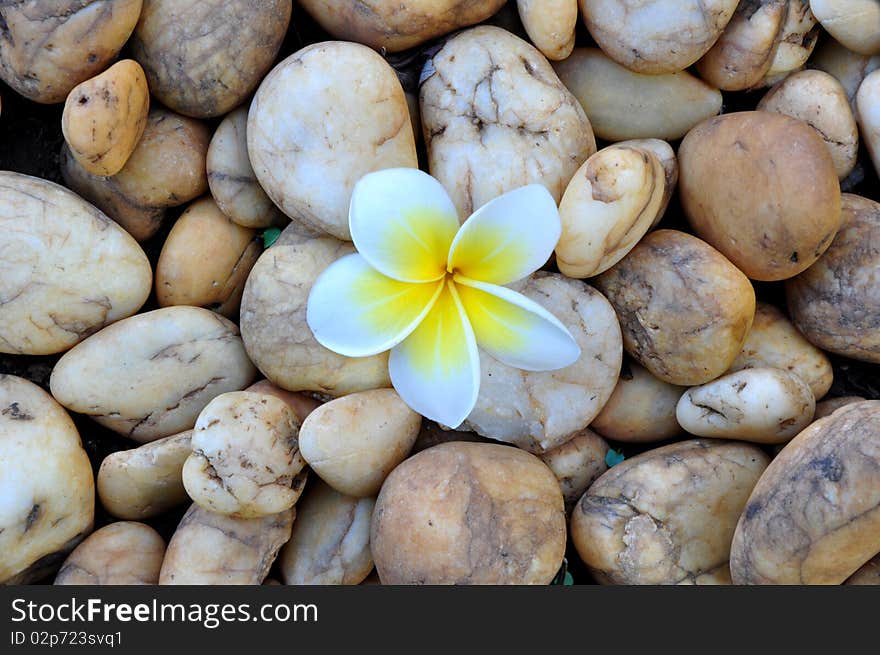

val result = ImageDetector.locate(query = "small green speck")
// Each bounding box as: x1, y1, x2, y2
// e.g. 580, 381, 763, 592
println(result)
262, 227, 282, 248
605, 448, 625, 467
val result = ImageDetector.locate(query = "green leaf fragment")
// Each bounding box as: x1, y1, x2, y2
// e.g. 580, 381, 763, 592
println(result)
262, 227, 282, 248
605, 448, 625, 467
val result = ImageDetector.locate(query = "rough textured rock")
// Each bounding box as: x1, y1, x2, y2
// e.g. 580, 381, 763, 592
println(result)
572, 439, 769, 585
676, 368, 815, 444
786, 194, 880, 363
0, 171, 151, 355
0, 0, 143, 103
730, 400, 880, 584
129, 0, 292, 118
159, 503, 294, 585
463, 273, 622, 454
594, 230, 756, 386
183, 392, 306, 518
420, 26, 595, 220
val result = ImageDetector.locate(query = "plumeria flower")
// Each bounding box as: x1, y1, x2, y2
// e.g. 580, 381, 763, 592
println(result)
306, 168, 581, 428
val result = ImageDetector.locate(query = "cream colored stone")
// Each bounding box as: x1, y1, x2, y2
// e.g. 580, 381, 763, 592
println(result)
297, 0, 506, 52
207, 107, 284, 229
421, 26, 595, 219
0, 375, 94, 584
556, 143, 666, 278
55, 522, 165, 585
578, 0, 739, 74
50, 306, 256, 442
857, 70, 880, 176
591, 360, 685, 443
555, 48, 723, 141
279, 479, 375, 585
240, 233, 391, 395
299, 389, 421, 497
758, 70, 859, 179
463, 273, 622, 453
0, 0, 142, 103
62, 60, 149, 176
0, 171, 151, 355
811, 37, 880, 108
761, 1, 819, 82
61, 108, 211, 241
130, 0, 292, 118
372, 442, 566, 584
156, 197, 261, 318
696, 0, 789, 91
614, 138, 678, 224
572, 439, 769, 585
677, 368, 815, 444
159, 504, 294, 585
517, 0, 577, 61
244, 380, 322, 425
539, 428, 608, 511
97, 431, 192, 520
184, 392, 306, 518
811, 0, 880, 56
248, 42, 417, 240
728, 302, 833, 400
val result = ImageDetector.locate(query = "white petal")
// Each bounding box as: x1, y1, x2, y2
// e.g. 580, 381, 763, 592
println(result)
454, 276, 581, 371
447, 184, 561, 285
389, 280, 480, 428
349, 168, 460, 283
307, 254, 443, 357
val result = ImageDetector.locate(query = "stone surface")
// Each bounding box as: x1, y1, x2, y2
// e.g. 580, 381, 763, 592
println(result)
54, 522, 165, 585
0, 171, 151, 355
421, 26, 595, 220
50, 306, 256, 442
0, 375, 94, 584
248, 42, 417, 240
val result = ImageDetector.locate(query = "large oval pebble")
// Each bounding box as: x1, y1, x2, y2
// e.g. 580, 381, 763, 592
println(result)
0, 172, 151, 355
248, 42, 417, 240
50, 306, 256, 442
0, 375, 94, 584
